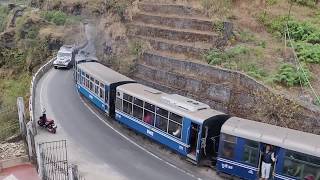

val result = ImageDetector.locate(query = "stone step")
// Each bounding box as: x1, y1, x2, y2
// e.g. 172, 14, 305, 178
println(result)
141, 51, 233, 85
132, 12, 213, 32
127, 22, 218, 44
138, 2, 206, 17
133, 35, 212, 60
133, 63, 230, 112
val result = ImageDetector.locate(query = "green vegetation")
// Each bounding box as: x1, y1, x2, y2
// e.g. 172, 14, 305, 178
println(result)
205, 45, 268, 80
290, 0, 319, 7
274, 63, 311, 86
256, 6, 320, 87
294, 42, 320, 63
41, 10, 67, 25
258, 14, 320, 64
0, 5, 9, 32
0, 74, 30, 141
0, 7, 58, 140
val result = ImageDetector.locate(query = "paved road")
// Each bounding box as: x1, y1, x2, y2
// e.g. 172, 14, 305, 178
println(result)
35, 69, 196, 180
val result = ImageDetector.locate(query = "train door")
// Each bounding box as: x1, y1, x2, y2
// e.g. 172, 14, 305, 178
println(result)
258, 143, 278, 180
187, 122, 200, 161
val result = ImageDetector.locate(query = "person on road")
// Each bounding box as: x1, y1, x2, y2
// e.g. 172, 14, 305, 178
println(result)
41, 107, 47, 121
261, 144, 276, 180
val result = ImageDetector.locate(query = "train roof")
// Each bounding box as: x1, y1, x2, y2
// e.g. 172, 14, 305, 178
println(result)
222, 117, 320, 157
78, 62, 134, 85
117, 83, 225, 123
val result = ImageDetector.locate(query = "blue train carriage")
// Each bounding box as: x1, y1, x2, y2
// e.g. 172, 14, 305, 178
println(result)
75, 62, 135, 118
114, 83, 229, 164
217, 117, 320, 180
73, 54, 98, 81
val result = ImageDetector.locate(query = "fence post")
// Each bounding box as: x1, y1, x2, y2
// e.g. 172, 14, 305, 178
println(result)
37, 143, 43, 179
17, 97, 26, 137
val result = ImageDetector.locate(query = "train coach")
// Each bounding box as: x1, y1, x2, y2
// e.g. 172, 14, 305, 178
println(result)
75, 62, 135, 117
217, 117, 320, 180
72, 61, 320, 179
114, 83, 230, 164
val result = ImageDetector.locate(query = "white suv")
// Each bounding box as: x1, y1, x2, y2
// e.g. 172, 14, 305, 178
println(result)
53, 45, 75, 69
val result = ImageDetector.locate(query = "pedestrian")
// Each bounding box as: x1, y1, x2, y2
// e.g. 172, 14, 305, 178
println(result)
261, 144, 276, 180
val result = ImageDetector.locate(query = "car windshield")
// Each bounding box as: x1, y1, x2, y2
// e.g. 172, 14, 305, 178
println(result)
58, 52, 71, 57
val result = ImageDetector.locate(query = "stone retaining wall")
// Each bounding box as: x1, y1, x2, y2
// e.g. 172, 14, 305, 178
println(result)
135, 53, 320, 135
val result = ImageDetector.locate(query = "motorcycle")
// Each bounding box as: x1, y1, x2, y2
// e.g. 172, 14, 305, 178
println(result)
37, 114, 57, 134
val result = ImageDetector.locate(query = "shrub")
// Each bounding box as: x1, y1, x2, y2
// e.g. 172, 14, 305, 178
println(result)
290, 0, 317, 7
245, 64, 267, 80
205, 45, 250, 65
41, 10, 67, 25
227, 45, 250, 57
205, 49, 226, 65
294, 42, 320, 63
258, 15, 317, 41
304, 31, 320, 44
275, 63, 312, 86
287, 20, 315, 41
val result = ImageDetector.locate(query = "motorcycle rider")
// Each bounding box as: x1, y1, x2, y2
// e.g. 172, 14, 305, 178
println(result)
41, 107, 47, 122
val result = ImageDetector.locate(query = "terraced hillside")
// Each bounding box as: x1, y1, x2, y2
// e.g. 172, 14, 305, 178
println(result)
127, 0, 320, 135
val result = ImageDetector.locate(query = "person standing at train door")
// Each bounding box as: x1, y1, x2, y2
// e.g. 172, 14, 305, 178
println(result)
261, 144, 276, 180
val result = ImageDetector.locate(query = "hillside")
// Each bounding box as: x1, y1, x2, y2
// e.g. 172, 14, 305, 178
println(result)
0, 2, 84, 141
0, 0, 319, 140
203, 0, 320, 106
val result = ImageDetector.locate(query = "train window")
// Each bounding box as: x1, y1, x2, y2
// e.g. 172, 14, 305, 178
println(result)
85, 79, 89, 88
169, 113, 182, 124
133, 98, 143, 107
168, 120, 181, 139
156, 107, 168, 118
89, 81, 93, 91
115, 97, 122, 110
81, 76, 84, 85
220, 134, 236, 159
155, 115, 168, 132
133, 105, 143, 120
100, 83, 104, 88
283, 150, 320, 179
123, 101, 132, 115
145, 102, 155, 112
94, 85, 99, 95
123, 93, 133, 102
241, 139, 259, 166
99, 88, 104, 100
77, 73, 80, 82
143, 110, 154, 126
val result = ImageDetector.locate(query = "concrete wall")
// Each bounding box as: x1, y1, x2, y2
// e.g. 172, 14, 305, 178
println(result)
135, 52, 320, 135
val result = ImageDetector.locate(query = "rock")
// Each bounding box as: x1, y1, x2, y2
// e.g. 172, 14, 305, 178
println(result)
0, 28, 16, 49
0, 141, 26, 160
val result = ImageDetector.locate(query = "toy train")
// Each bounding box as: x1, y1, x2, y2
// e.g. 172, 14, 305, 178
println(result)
73, 60, 320, 180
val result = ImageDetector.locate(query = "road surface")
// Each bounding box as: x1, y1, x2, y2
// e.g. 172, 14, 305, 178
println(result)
34, 69, 198, 180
